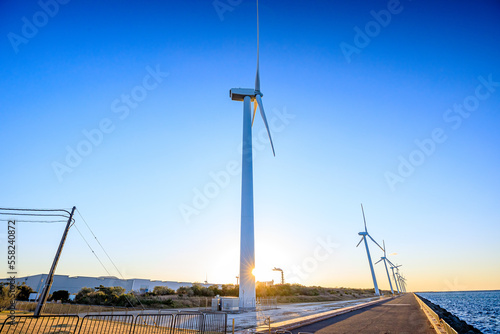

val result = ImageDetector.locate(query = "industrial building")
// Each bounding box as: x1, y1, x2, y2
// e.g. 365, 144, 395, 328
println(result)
1, 274, 218, 295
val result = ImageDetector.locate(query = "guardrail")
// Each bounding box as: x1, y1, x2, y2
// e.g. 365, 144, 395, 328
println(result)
0, 311, 227, 334
413, 294, 457, 334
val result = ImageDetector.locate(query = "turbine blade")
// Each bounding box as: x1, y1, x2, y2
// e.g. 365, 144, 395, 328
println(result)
255, 94, 275, 156
252, 100, 257, 126
254, 0, 260, 92
383, 240, 386, 256
368, 234, 384, 251
361, 204, 367, 232
375, 258, 383, 265
356, 237, 364, 248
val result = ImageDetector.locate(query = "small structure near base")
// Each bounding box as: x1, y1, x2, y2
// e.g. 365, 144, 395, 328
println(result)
212, 296, 239, 312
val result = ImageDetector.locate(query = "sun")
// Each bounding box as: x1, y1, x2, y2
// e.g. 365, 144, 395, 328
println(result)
252, 267, 274, 282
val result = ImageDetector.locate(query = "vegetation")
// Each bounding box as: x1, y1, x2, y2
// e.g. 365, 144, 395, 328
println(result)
16, 283, 35, 301
75, 285, 138, 307
151, 286, 175, 296
255, 283, 380, 302
175, 284, 223, 297
0, 282, 36, 310
49, 290, 70, 302
5, 283, 381, 309
0, 284, 12, 311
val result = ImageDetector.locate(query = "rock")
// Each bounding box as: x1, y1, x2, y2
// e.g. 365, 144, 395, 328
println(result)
417, 295, 482, 334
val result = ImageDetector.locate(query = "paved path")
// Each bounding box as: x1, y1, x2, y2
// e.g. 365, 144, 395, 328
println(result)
290, 294, 436, 334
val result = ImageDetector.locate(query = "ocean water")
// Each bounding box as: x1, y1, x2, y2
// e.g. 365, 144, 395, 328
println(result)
417, 290, 500, 334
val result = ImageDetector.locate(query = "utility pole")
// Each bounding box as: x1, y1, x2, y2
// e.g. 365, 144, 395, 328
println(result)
273, 267, 284, 285
34, 206, 76, 316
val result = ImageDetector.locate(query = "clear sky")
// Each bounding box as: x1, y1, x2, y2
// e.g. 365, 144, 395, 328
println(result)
1, 0, 499, 292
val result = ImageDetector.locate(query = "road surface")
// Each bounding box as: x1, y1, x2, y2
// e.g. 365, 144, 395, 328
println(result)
291, 294, 435, 334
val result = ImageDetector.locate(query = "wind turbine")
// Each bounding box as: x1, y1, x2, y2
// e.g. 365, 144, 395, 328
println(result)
375, 240, 394, 294
399, 273, 407, 292
395, 269, 405, 293
356, 204, 384, 296
229, 0, 275, 310
389, 263, 402, 293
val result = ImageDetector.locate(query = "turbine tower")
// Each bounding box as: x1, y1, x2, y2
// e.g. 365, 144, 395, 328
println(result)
389, 263, 402, 293
399, 273, 407, 292
356, 204, 384, 296
395, 269, 405, 293
230, 0, 275, 309
375, 240, 394, 294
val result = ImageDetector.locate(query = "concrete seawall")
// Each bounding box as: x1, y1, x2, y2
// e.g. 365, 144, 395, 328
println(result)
415, 293, 481, 334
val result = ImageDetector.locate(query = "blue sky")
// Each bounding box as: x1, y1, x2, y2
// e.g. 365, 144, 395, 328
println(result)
1, 0, 499, 292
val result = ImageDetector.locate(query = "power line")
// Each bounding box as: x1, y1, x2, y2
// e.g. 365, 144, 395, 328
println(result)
0, 219, 70, 223
76, 208, 145, 309
0, 208, 72, 215
1, 206, 144, 308
0, 212, 71, 218
72, 223, 113, 277
76, 208, 128, 280
0, 207, 74, 223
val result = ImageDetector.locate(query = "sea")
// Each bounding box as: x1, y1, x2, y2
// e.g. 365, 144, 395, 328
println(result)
417, 290, 500, 334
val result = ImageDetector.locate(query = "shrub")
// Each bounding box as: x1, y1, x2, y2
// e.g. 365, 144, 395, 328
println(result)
152, 286, 175, 296
50, 290, 70, 302
0, 285, 13, 311
16, 283, 35, 301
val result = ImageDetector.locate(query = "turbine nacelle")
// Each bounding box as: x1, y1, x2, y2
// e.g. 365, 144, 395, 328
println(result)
230, 88, 275, 156
229, 88, 262, 101
358, 231, 368, 236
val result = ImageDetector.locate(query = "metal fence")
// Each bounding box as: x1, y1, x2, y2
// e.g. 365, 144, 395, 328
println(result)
256, 298, 277, 311
134, 313, 175, 334
172, 313, 203, 334
15, 301, 137, 315
0, 315, 80, 334
79, 314, 135, 334
0, 311, 227, 334
201, 312, 228, 334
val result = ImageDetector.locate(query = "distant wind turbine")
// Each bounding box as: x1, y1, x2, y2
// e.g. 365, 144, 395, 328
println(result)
356, 204, 384, 296
229, 0, 275, 310
375, 240, 394, 294
389, 263, 402, 293
398, 273, 407, 292
393, 267, 406, 293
